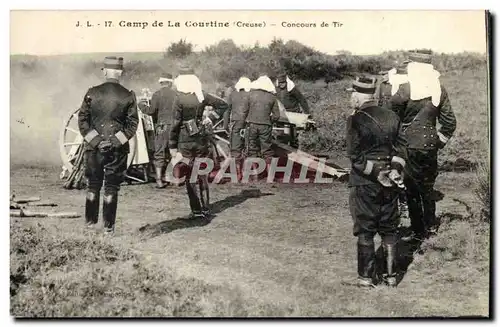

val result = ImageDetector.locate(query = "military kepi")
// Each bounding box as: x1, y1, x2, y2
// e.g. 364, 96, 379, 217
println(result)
158, 73, 173, 83
347, 76, 377, 94
103, 56, 124, 70
178, 64, 195, 75
408, 49, 432, 64
277, 73, 287, 83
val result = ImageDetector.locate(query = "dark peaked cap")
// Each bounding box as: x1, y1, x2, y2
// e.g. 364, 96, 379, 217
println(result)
346, 76, 377, 94
102, 56, 124, 70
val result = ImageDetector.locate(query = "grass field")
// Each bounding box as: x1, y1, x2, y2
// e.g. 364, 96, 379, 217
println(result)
9, 47, 490, 317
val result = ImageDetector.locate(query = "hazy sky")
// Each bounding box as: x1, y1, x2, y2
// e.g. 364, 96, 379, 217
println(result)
11, 10, 487, 55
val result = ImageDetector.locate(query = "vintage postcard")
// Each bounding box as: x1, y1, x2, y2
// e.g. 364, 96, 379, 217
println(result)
10, 10, 490, 318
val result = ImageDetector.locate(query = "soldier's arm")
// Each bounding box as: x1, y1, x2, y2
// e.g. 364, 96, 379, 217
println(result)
169, 96, 182, 149
292, 87, 310, 114
77, 88, 103, 149
141, 92, 158, 116
241, 93, 250, 122
437, 86, 457, 147
271, 98, 281, 122
110, 91, 139, 147
390, 116, 408, 174
222, 93, 232, 130
346, 114, 376, 176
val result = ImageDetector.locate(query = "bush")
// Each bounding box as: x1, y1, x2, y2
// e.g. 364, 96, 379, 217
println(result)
165, 39, 193, 59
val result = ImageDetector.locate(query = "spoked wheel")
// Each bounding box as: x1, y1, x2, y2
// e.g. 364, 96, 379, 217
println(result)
59, 108, 84, 179
59, 107, 138, 180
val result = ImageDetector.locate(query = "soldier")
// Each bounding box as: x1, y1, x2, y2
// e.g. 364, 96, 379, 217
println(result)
345, 76, 407, 288
275, 72, 310, 114
78, 56, 139, 235
376, 64, 408, 110
390, 49, 457, 241
169, 66, 228, 219
275, 72, 311, 148
140, 74, 176, 188
226, 76, 251, 181
376, 64, 410, 219
246, 75, 281, 179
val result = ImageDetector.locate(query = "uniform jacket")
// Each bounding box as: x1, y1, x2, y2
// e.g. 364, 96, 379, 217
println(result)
276, 86, 310, 114
228, 90, 250, 122
346, 101, 408, 186
169, 91, 228, 149
389, 83, 456, 150
246, 89, 281, 126
141, 86, 176, 126
78, 79, 139, 153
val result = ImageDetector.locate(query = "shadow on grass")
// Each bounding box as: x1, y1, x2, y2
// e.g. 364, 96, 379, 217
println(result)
138, 189, 274, 237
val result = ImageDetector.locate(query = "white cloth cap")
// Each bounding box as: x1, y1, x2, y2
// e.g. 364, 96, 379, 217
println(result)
407, 62, 442, 106
234, 77, 252, 92
173, 74, 205, 103
251, 76, 276, 94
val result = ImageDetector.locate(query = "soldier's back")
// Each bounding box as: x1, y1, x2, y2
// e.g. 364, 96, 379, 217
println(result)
247, 89, 276, 124
229, 90, 250, 121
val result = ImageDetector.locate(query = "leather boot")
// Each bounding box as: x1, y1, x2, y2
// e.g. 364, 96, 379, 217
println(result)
85, 190, 100, 226
186, 180, 202, 215
155, 166, 166, 188
356, 234, 376, 287
102, 193, 118, 234
250, 162, 260, 182
198, 176, 211, 219
236, 158, 243, 182
382, 235, 398, 287
402, 191, 425, 241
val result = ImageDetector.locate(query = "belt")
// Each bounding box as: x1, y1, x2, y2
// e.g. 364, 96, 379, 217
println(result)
365, 155, 392, 161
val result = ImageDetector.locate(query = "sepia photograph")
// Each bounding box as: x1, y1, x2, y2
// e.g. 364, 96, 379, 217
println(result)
9, 10, 491, 318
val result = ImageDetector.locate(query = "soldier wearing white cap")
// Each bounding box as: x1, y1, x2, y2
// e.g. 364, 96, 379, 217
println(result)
140, 73, 176, 188
390, 49, 457, 241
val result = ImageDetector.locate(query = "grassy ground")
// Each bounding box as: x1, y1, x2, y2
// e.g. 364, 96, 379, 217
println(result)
10, 166, 490, 318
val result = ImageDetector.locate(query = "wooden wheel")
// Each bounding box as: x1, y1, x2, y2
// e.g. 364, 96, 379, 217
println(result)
59, 107, 137, 175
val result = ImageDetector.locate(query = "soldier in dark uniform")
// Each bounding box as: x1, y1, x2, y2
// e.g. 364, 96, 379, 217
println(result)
376, 64, 410, 219
139, 74, 176, 188
246, 75, 281, 179
275, 72, 311, 148
345, 76, 407, 288
376, 64, 408, 109
226, 77, 251, 181
78, 56, 139, 235
389, 50, 457, 241
169, 67, 228, 219
275, 73, 310, 114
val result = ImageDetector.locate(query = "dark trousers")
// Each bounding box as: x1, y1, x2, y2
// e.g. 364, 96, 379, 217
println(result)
179, 141, 210, 214
84, 148, 128, 229
247, 123, 274, 159
230, 120, 245, 160
349, 183, 400, 279
404, 149, 439, 236
153, 124, 171, 169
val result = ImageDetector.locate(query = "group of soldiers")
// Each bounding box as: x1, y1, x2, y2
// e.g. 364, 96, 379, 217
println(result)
77, 50, 456, 290
346, 49, 457, 287
77, 56, 311, 232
